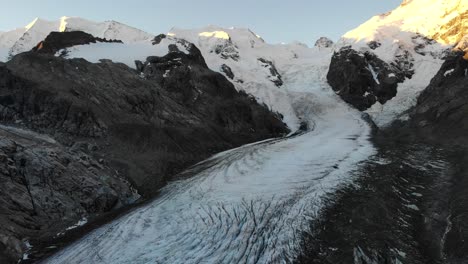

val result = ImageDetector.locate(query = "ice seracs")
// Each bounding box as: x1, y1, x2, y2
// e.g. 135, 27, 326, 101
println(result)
169, 26, 333, 130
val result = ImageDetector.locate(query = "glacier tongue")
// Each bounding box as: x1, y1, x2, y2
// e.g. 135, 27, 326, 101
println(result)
45, 39, 375, 263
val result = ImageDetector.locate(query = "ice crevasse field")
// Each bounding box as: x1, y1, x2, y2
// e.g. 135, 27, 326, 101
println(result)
44, 27, 376, 263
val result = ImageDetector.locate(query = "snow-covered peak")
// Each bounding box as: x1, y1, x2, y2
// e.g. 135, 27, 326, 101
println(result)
343, 0, 467, 46
337, 0, 468, 127
60, 17, 154, 43
25, 17, 41, 30
314, 37, 334, 48
168, 26, 333, 130
11, 18, 62, 55
1, 17, 155, 61
170, 26, 266, 50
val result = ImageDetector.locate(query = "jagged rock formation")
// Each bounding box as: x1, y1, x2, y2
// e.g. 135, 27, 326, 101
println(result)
168, 26, 315, 129
257, 58, 283, 87
220, 64, 235, 79
314, 37, 334, 48
338, 0, 466, 126
0, 31, 288, 263
0, 125, 138, 263
327, 47, 408, 110
32, 31, 122, 54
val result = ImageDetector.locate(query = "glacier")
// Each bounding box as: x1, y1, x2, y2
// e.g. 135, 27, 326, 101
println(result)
44, 32, 376, 263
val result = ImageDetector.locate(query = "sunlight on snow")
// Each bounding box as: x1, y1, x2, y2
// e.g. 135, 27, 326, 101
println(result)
24, 18, 39, 30
342, 0, 467, 45
59, 16, 69, 32
198, 31, 231, 40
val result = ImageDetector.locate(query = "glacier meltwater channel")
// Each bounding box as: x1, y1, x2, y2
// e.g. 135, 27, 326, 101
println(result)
45, 48, 375, 264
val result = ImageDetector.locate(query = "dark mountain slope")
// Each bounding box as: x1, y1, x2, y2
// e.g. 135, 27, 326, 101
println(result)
0, 32, 288, 262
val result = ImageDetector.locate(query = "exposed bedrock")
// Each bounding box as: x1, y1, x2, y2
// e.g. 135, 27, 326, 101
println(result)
327, 47, 412, 111
410, 50, 468, 145
32, 31, 122, 55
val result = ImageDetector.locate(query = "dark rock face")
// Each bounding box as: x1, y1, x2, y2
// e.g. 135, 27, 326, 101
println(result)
296, 131, 463, 264
411, 51, 468, 146
221, 64, 235, 80
314, 37, 334, 48
138, 43, 287, 135
32, 31, 122, 55
258, 58, 283, 87
0, 125, 137, 263
152, 34, 167, 45
412, 34, 438, 56
381, 49, 468, 264
0, 31, 288, 263
3, 50, 288, 195
327, 47, 410, 111
367, 41, 381, 50
212, 39, 240, 61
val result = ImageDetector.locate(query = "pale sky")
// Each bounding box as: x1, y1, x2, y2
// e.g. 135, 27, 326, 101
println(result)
0, 0, 401, 46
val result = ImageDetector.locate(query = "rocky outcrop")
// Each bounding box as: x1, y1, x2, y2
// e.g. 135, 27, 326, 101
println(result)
258, 58, 283, 87
432, 10, 468, 45
212, 39, 240, 61
32, 31, 122, 55
220, 64, 235, 80
367, 41, 381, 50
0, 125, 138, 263
314, 37, 334, 48
0, 31, 288, 263
152, 34, 167, 45
410, 51, 468, 145
327, 47, 410, 111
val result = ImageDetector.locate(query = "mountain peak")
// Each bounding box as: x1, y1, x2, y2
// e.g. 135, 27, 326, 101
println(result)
25, 17, 40, 30
314, 37, 334, 48
343, 0, 467, 45
0, 16, 156, 60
